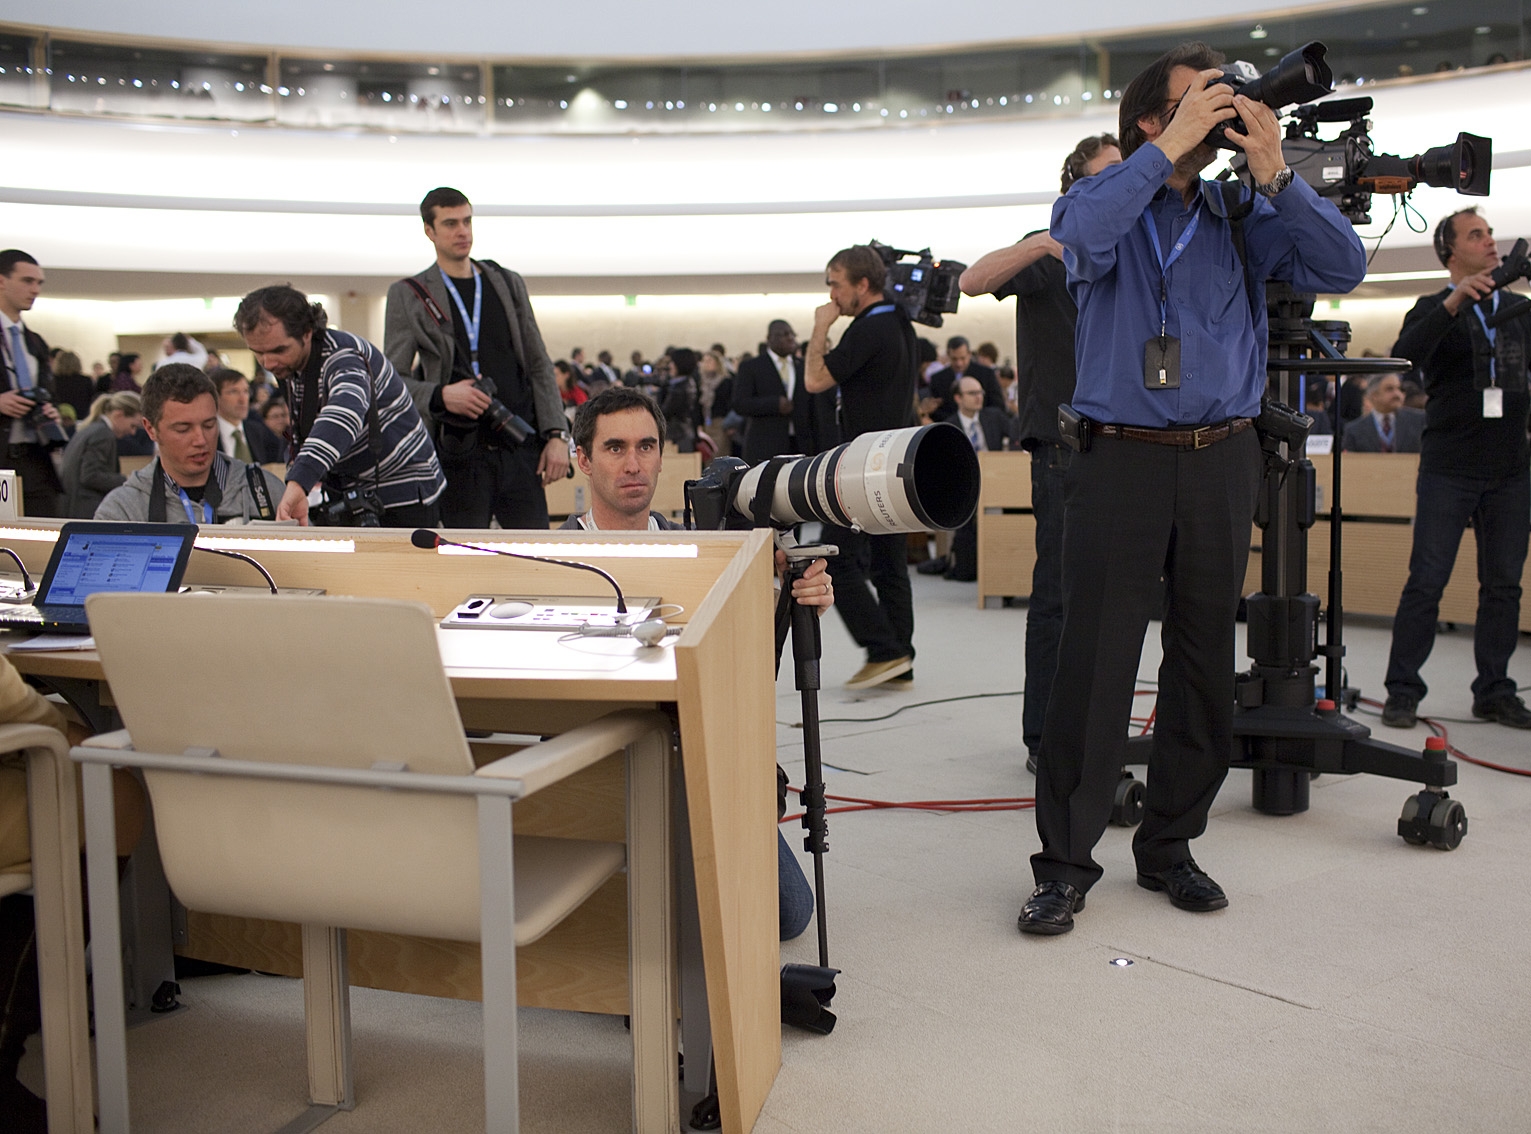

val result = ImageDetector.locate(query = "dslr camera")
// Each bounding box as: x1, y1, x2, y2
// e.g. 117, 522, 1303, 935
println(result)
20, 388, 68, 447
441, 375, 533, 445
314, 485, 386, 527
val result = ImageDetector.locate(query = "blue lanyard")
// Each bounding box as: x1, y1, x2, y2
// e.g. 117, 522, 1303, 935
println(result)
1142, 204, 1202, 337
176, 486, 214, 525
440, 267, 483, 378
1470, 291, 1500, 384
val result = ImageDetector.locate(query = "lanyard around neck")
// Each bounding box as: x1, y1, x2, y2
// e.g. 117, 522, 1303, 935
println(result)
1470, 291, 1500, 384
1142, 203, 1202, 339
176, 486, 214, 525
440, 266, 483, 377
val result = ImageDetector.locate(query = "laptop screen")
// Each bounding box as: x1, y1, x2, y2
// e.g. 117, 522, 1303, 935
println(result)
38, 526, 197, 610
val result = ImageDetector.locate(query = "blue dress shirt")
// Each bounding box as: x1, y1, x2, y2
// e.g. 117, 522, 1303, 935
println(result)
1052, 144, 1366, 428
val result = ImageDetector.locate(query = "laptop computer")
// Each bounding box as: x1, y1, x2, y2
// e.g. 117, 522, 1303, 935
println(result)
0, 522, 199, 635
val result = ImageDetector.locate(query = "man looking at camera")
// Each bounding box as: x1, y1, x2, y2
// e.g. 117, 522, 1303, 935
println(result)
236, 285, 444, 527
385, 187, 569, 530
1380, 208, 1531, 731
1017, 43, 1365, 935
804, 245, 920, 689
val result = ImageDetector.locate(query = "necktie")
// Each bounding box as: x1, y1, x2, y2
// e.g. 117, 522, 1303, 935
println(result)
1380, 414, 1394, 452
233, 427, 252, 463
969, 420, 982, 451
779, 355, 794, 401
8, 325, 30, 392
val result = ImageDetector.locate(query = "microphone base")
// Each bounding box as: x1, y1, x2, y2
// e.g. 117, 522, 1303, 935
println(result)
441, 593, 661, 632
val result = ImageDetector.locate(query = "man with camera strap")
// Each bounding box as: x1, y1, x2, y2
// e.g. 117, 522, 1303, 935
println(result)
384, 187, 570, 530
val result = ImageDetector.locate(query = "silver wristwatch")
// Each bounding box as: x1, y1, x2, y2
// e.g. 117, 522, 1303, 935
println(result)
1254, 166, 1294, 198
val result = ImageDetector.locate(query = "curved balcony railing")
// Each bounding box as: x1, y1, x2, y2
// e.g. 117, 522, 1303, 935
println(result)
1, 2, 1526, 135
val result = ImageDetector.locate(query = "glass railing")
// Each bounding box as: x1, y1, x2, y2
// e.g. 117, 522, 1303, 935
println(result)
2, 1, 1526, 135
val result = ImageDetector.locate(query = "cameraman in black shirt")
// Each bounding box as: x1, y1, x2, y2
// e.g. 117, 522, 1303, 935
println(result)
805, 244, 920, 688
959, 133, 1123, 769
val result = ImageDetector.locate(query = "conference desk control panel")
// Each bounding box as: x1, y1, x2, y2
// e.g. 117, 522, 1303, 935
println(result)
442, 593, 659, 632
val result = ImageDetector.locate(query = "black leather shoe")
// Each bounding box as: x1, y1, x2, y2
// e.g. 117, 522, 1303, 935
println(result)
916, 554, 951, 576
1136, 859, 1228, 912
1017, 881, 1085, 935
1381, 694, 1418, 729
1473, 695, 1531, 730
1024, 752, 1038, 775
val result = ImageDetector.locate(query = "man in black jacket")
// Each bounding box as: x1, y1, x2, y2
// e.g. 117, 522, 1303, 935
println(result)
732, 320, 838, 462
1381, 207, 1531, 730
0, 250, 65, 516
925, 335, 1003, 420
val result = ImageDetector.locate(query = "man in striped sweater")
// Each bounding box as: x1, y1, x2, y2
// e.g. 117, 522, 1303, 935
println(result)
235, 286, 445, 527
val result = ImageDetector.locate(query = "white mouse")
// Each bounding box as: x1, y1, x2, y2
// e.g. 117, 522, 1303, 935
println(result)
488, 600, 534, 619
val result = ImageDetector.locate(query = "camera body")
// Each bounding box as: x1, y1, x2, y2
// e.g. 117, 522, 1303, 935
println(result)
1204, 42, 1334, 149
20, 388, 69, 447
869, 241, 966, 328
314, 485, 386, 527
1486, 237, 1531, 293
441, 375, 533, 445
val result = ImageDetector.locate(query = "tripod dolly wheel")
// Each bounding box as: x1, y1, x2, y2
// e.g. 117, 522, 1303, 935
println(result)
1110, 773, 1145, 827
1398, 790, 1467, 849
1426, 797, 1467, 850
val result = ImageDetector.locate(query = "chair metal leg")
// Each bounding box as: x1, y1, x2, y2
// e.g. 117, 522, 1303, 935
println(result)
300, 925, 353, 1110
25, 740, 94, 1134
478, 794, 520, 1133
82, 761, 130, 1133
627, 729, 677, 1134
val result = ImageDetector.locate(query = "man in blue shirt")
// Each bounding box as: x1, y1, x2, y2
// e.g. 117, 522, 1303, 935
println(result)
1017, 42, 1366, 935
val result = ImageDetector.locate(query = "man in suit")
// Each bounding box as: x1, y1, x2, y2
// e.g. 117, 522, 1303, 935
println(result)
211, 367, 285, 465
384, 187, 569, 529
1339, 372, 1425, 452
732, 320, 838, 462
926, 335, 1004, 419
0, 250, 65, 516
942, 377, 1014, 581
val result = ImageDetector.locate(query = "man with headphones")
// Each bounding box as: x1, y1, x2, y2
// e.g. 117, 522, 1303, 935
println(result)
1380, 208, 1531, 731
960, 133, 1123, 775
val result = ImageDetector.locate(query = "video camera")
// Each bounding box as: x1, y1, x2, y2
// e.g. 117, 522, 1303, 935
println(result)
1273, 98, 1490, 226
869, 241, 966, 328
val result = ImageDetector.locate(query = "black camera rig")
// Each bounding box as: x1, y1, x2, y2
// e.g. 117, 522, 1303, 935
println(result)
869, 240, 966, 327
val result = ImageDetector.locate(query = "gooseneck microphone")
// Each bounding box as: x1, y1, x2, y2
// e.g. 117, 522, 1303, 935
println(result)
0, 546, 36, 600
195, 546, 279, 594
410, 529, 627, 614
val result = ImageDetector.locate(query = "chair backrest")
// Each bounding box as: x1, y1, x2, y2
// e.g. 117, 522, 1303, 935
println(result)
86, 592, 488, 939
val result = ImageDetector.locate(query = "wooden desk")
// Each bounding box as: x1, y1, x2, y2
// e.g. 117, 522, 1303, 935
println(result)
975, 450, 1035, 608
6, 521, 779, 1134
1243, 453, 1531, 631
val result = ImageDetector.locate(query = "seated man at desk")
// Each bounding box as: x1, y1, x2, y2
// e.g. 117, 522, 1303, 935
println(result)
563, 385, 831, 937
95, 365, 286, 523
1340, 372, 1424, 453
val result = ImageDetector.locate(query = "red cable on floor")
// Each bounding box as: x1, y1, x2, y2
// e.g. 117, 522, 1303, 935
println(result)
779, 689, 1163, 820
1357, 695, 1531, 777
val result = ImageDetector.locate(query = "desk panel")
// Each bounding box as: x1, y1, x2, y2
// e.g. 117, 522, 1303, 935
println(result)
976, 451, 1034, 607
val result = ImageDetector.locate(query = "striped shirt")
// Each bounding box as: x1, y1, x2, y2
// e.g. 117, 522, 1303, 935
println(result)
286, 330, 445, 510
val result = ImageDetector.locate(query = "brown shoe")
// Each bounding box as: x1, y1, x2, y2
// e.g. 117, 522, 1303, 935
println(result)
845, 656, 913, 690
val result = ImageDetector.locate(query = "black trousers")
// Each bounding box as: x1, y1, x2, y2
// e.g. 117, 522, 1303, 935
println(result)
822, 524, 914, 663
439, 443, 550, 531
1031, 428, 1261, 891
9, 444, 61, 518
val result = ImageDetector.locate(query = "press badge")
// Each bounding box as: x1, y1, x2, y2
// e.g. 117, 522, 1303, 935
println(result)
1144, 336, 1181, 389
1483, 386, 1504, 418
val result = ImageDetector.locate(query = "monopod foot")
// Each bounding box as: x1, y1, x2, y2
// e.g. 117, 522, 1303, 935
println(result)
781, 963, 840, 1034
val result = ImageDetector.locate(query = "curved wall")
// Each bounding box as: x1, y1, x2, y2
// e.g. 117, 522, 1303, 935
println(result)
22, 0, 1349, 60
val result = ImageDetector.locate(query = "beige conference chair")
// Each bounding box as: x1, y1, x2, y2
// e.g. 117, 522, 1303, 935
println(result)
72, 592, 677, 1133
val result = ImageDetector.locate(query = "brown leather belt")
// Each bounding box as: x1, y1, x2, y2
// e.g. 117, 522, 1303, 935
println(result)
1089, 417, 1253, 450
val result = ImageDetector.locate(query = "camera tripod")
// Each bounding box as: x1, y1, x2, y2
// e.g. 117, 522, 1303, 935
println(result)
1123, 285, 1467, 849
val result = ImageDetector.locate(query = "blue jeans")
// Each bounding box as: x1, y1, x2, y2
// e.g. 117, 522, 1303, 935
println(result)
1385, 467, 1530, 704
1024, 444, 1071, 757
778, 829, 815, 941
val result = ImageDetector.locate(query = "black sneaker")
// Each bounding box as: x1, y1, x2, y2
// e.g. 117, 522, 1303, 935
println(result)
1381, 694, 1418, 729
1472, 695, 1531, 730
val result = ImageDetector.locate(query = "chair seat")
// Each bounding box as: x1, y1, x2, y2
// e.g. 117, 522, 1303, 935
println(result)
0, 871, 31, 899
511, 836, 625, 946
